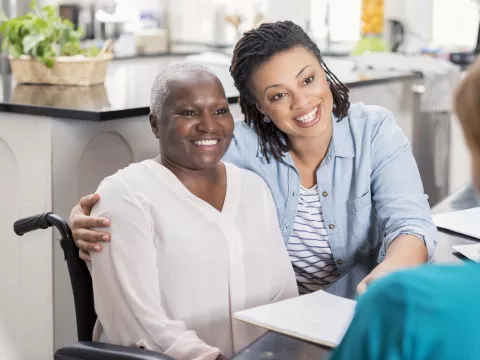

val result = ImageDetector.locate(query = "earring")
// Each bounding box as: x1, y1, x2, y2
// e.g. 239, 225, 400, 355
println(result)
263, 115, 271, 123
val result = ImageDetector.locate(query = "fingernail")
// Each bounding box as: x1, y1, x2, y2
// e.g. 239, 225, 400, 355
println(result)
102, 220, 110, 226
102, 234, 109, 241
95, 245, 101, 251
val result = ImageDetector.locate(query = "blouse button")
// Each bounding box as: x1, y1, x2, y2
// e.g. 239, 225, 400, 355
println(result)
322, 191, 328, 197
337, 259, 343, 265
329, 224, 335, 230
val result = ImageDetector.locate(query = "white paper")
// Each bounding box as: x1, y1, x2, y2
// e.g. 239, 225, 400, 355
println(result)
432, 207, 480, 239
452, 244, 480, 262
234, 290, 356, 348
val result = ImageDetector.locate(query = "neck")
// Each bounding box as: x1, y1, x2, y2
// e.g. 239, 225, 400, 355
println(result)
155, 155, 223, 189
287, 126, 332, 170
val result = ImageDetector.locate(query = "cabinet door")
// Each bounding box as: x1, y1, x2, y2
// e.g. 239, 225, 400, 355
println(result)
0, 113, 53, 360
52, 116, 159, 349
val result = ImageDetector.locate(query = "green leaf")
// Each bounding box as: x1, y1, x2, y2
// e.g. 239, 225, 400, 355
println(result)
62, 18, 74, 29
1, 2, 85, 64
31, 17, 47, 33
41, 6, 57, 20
86, 46, 100, 57
23, 33, 45, 53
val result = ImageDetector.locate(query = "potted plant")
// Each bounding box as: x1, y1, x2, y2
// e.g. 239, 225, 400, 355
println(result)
0, 0, 113, 86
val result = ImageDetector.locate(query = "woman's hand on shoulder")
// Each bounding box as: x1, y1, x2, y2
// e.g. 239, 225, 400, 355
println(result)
69, 193, 111, 262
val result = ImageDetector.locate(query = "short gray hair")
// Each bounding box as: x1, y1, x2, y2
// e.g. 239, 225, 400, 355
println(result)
150, 63, 215, 116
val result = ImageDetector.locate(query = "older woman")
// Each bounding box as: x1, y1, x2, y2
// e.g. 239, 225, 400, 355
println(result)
71, 21, 436, 295
87, 63, 298, 360
331, 57, 480, 360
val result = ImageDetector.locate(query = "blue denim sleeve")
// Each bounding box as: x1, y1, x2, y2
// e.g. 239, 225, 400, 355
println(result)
370, 110, 437, 262
222, 122, 248, 167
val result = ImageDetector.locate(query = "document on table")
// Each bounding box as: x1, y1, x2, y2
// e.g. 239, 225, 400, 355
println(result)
432, 207, 480, 239
234, 290, 356, 348
452, 244, 480, 262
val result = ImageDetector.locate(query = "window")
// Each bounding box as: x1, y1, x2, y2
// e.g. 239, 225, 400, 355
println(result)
310, 0, 361, 44
432, 0, 479, 48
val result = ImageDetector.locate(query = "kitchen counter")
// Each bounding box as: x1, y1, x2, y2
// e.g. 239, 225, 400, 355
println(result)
0, 55, 421, 121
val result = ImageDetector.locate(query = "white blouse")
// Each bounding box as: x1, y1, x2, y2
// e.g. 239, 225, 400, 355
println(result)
89, 160, 298, 360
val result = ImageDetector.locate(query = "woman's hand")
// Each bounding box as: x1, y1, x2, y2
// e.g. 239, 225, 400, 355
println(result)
69, 193, 111, 261
356, 260, 394, 295
356, 234, 428, 295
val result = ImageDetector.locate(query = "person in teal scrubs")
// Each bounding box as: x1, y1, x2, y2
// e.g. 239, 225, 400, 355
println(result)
331, 57, 480, 360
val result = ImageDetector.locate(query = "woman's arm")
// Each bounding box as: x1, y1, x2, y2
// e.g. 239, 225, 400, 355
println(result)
358, 110, 437, 293
90, 177, 221, 360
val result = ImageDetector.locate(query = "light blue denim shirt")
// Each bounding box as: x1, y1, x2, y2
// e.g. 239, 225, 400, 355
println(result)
222, 102, 437, 273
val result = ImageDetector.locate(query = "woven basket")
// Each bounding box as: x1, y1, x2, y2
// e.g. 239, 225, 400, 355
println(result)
9, 53, 113, 86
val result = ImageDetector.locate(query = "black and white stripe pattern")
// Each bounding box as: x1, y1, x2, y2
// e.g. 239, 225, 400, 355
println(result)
287, 185, 339, 294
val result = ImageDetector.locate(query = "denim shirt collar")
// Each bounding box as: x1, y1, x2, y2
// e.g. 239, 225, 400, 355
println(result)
256, 113, 355, 159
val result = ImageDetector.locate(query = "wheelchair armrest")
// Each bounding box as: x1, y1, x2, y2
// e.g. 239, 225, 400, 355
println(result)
54, 341, 174, 360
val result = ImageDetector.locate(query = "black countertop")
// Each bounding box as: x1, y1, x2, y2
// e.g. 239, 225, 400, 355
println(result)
0, 54, 421, 121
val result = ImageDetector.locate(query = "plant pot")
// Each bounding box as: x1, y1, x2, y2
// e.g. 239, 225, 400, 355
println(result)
8, 53, 113, 86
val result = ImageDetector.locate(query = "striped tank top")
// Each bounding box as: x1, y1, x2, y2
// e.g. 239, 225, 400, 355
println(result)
287, 185, 339, 294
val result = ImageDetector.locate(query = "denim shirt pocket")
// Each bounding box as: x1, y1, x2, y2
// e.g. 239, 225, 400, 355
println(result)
346, 191, 374, 254
347, 191, 372, 215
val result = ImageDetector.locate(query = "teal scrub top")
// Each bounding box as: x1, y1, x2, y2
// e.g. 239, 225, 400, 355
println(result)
331, 263, 480, 360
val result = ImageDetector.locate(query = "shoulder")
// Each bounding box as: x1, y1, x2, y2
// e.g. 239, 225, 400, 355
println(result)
98, 161, 152, 192
346, 102, 396, 137
230, 121, 259, 152
223, 121, 261, 164
94, 161, 157, 211
346, 103, 408, 161
232, 120, 258, 140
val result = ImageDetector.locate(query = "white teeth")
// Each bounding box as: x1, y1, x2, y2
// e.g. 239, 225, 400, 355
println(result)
294, 107, 318, 123
193, 139, 218, 146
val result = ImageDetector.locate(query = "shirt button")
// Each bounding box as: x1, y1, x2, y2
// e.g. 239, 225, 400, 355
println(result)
292, 192, 295, 197
329, 224, 335, 229
285, 225, 289, 230
322, 191, 328, 197
337, 259, 343, 265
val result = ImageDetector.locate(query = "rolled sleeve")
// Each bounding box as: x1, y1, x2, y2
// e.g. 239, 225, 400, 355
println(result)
371, 110, 437, 263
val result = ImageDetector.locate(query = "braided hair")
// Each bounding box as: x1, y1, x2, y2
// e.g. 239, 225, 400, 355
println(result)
230, 20, 350, 161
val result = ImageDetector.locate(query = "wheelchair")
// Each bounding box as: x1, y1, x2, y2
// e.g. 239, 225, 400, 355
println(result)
14, 212, 173, 360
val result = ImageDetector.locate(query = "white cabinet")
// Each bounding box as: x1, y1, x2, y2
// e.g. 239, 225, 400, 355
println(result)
0, 112, 159, 358
0, 113, 53, 360
52, 115, 158, 349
